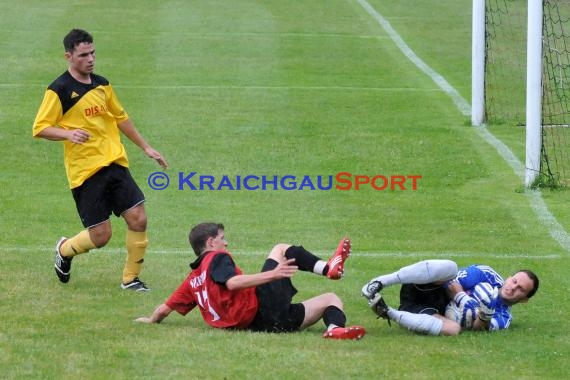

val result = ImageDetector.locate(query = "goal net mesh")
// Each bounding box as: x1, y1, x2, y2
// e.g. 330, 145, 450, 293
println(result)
485, 0, 570, 186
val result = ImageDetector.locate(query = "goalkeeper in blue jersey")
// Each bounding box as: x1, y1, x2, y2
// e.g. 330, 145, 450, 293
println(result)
361, 260, 539, 335
446, 265, 539, 331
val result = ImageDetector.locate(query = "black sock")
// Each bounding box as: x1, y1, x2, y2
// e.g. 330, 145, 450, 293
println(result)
284, 245, 321, 272
323, 305, 346, 328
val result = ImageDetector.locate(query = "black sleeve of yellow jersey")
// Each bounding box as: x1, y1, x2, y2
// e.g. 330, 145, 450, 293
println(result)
48, 71, 110, 115
210, 254, 238, 284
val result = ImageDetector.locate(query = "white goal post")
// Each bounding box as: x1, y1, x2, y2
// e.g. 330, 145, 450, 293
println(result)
525, 1, 543, 187
471, 0, 543, 187
471, 0, 485, 128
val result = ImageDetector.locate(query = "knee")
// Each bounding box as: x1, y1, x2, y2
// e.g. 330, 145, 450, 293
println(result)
268, 243, 292, 261
440, 260, 459, 280
132, 215, 148, 231
272, 243, 291, 252
124, 206, 147, 231
90, 228, 112, 248
441, 319, 461, 336
324, 292, 343, 309
426, 259, 458, 281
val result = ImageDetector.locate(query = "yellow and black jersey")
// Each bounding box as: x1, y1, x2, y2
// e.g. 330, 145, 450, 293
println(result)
33, 71, 130, 189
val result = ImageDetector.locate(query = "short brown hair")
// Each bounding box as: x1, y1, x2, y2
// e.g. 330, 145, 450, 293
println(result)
188, 223, 224, 256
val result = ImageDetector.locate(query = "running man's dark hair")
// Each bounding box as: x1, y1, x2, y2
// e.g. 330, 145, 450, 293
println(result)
63, 29, 93, 52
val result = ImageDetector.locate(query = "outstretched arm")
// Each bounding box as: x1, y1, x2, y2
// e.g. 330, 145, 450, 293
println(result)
225, 258, 298, 291
135, 303, 173, 324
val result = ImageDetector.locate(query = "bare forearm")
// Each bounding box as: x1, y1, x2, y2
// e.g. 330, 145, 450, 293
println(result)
135, 303, 172, 323
118, 119, 168, 169
118, 119, 150, 149
36, 126, 69, 141
446, 281, 464, 299
37, 126, 90, 144
225, 272, 276, 291
225, 258, 298, 291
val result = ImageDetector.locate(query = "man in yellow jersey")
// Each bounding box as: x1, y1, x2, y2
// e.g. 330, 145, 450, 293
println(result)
32, 29, 168, 291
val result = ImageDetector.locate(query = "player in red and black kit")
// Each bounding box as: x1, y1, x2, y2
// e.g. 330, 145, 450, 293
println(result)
135, 222, 366, 340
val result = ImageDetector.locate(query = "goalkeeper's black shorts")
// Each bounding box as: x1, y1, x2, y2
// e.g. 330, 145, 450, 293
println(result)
399, 283, 450, 315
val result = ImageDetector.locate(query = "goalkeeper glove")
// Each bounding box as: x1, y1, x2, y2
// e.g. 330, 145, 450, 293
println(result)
473, 283, 499, 321
454, 291, 479, 313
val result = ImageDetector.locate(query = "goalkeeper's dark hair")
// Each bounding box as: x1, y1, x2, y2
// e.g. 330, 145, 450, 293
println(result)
189, 223, 225, 256
63, 29, 93, 53
518, 269, 539, 299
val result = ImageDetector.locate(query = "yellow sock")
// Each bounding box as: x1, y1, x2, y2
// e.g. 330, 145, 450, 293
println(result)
60, 230, 96, 258
123, 230, 148, 283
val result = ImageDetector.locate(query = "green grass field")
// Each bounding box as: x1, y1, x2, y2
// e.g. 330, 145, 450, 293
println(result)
1, 0, 569, 379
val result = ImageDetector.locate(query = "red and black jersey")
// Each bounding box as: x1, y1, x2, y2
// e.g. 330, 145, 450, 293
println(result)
165, 250, 259, 329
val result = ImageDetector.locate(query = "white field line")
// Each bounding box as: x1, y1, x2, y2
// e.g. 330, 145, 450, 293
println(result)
8, 4, 568, 254
356, 0, 471, 115
1, 82, 441, 92
117, 85, 440, 92
357, 0, 570, 253
0, 246, 561, 260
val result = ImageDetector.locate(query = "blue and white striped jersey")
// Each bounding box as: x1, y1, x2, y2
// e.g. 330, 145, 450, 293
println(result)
455, 265, 511, 330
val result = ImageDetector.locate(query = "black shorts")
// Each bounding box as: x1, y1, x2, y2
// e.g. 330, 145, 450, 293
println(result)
399, 283, 450, 315
248, 259, 305, 333
71, 164, 145, 228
